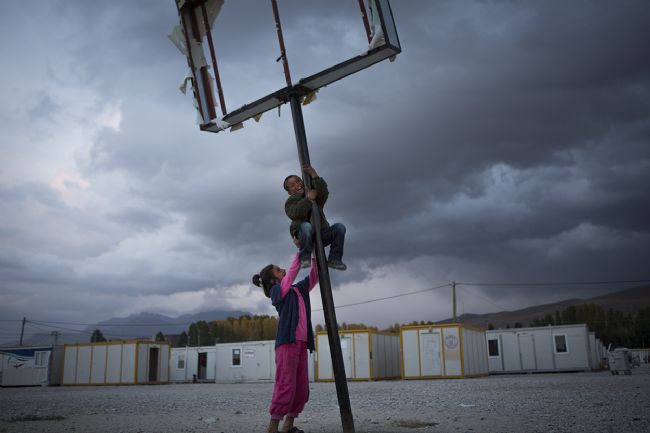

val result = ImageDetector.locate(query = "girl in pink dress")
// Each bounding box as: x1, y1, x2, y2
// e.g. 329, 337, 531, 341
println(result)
253, 252, 318, 433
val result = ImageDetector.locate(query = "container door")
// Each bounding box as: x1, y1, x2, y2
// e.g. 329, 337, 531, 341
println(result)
148, 348, 159, 382
518, 334, 536, 370
198, 352, 208, 380
206, 351, 217, 381
353, 333, 370, 379
246, 345, 272, 381
188, 350, 198, 380
250, 345, 272, 380
419, 331, 442, 376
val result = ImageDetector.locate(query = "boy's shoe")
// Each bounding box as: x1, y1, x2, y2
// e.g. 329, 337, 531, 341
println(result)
300, 259, 311, 269
327, 259, 347, 271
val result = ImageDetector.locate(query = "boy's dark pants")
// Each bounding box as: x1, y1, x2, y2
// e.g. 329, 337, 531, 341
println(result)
295, 222, 346, 262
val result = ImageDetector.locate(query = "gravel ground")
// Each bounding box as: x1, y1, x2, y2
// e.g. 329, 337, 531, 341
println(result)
1, 366, 649, 433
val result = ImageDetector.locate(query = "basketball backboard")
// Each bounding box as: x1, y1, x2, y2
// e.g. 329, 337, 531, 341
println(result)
170, 0, 401, 133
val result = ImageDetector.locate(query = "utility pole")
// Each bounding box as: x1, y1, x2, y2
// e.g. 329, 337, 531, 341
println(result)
452, 282, 457, 323
51, 331, 60, 346
289, 94, 355, 433
19, 317, 26, 346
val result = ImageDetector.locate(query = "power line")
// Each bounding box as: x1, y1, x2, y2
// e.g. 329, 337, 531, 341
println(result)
528, 318, 650, 325
317, 278, 647, 312
456, 279, 650, 287
457, 286, 510, 312
24, 319, 193, 327
26, 321, 93, 336
4, 278, 647, 328
313, 283, 452, 312
27, 320, 142, 340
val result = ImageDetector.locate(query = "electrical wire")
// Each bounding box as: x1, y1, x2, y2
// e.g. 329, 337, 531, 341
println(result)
456, 279, 650, 287
313, 283, 452, 312
2, 279, 647, 331
23, 319, 194, 327
27, 320, 142, 340
456, 286, 510, 312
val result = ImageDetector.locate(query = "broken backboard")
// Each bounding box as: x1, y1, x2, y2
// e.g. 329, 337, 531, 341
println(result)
170, 0, 401, 133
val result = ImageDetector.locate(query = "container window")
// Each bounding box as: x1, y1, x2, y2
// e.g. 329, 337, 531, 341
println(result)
232, 348, 241, 366
34, 351, 49, 367
554, 334, 568, 354
488, 339, 500, 357
177, 354, 185, 369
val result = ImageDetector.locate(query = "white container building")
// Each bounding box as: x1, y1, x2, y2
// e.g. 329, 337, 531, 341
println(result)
62, 341, 170, 385
215, 340, 276, 383
400, 324, 489, 379
170, 345, 217, 382
315, 330, 400, 382
171, 340, 315, 383
630, 348, 650, 364
588, 332, 607, 370
486, 324, 598, 374
0, 345, 64, 386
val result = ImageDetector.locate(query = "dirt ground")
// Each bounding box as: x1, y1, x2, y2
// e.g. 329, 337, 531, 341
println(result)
1, 366, 649, 433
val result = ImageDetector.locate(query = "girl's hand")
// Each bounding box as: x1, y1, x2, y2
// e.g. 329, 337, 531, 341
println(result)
307, 189, 317, 201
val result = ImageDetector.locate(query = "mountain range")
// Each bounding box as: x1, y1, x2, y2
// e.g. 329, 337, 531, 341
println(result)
3, 285, 648, 347
2, 309, 250, 347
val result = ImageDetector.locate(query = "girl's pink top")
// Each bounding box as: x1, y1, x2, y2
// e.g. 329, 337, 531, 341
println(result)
279, 253, 318, 342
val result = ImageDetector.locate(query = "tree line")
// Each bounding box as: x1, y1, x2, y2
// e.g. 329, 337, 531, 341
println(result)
87, 315, 278, 346
525, 304, 650, 348
89, 304, 649, 349
178, 315, 279, 347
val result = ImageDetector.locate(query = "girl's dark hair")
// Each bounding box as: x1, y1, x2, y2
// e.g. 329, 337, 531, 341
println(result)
252, 264, 276, 298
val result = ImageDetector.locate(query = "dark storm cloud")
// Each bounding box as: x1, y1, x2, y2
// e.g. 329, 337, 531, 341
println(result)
0, 248, 75, 287
0, 182, 65, 209
287, 0, 650, 288
51, 0, 180, 67
101, 0, 650, 285
1, 0, 649, 329
26, 92, 61, 120
106, 206, 172, 232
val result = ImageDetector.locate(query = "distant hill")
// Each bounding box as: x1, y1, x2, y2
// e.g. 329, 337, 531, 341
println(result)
441, 285, 650, 329
5, 286, 649, 347
85, 310, 249, 338
1, 309, 250, 347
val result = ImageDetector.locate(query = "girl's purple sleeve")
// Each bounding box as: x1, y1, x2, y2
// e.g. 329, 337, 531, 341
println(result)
279, 253, 301, 298
308, 257, 319, 291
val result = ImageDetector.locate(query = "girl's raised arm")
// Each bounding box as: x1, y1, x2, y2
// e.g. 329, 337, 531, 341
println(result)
308, 257, 319, 291
279, 253, 301, 298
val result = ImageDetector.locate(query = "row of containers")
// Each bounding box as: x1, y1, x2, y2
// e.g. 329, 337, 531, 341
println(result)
0, 323, 611, 386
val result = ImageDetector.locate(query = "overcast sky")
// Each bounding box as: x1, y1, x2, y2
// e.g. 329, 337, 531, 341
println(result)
1, 0, 649, 342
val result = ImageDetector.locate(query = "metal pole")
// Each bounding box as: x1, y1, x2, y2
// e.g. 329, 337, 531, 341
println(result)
200, 1, 227, 116
289, 94, 355, 433
270, 0, 293, 87
452, 281, 457, 323
19, 317, 26, 346
188, 5, 217, 121
178, 6, 207, 121
357, 0, 372, 43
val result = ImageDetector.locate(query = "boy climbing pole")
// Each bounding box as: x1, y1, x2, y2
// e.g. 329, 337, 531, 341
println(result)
284, 165, 347, 270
